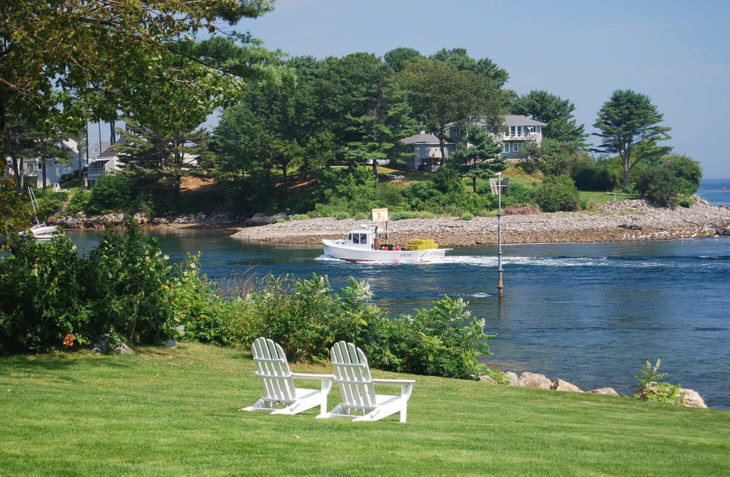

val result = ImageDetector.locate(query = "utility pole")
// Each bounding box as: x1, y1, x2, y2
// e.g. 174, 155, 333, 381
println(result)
496, 172, 504, 299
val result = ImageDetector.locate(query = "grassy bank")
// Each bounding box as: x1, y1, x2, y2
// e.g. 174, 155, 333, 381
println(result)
1, 344, 728, 476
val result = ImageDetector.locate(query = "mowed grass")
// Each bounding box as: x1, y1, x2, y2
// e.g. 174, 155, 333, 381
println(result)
1, 344, 728, 476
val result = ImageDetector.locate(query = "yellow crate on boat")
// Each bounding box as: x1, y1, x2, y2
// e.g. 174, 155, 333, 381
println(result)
405, 239, 438, 250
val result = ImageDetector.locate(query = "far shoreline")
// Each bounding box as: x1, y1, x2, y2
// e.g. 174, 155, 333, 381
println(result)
53, 198, 730, 248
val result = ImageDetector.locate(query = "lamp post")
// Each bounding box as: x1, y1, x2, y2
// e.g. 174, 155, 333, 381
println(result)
496, 172, 504, 299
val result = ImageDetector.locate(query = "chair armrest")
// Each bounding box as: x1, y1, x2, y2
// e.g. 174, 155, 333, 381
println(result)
372, 378, 416, 385
291, 373, 334, 381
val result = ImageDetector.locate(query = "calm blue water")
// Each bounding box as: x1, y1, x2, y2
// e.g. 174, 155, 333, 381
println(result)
67, 227, 730, 409
698, 178, 730, 206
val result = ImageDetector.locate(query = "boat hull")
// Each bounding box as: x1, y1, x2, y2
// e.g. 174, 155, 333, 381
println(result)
322, 240, 448, 263
20, 224, 59, 242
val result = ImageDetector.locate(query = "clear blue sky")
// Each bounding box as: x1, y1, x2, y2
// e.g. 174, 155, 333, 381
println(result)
231, 0, 730, 178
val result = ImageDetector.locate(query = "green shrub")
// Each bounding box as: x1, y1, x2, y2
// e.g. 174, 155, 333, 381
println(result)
535, 175, 580, 212
502, 182, 534, 207
291, 214, 309, 221
88, 219, 173, 345
0, 220, 174, 353
335, 211, 350, 220
485, 368, 512, 385
86, 173, 132, 214
66, 190, 91, 215
169, 254, 233, 346
0, 233, 92, 353
634, 359, 682, 405
461, 213, 473, 221
678, 196, 693, 208
235, 275, 494, 378
353, 211, 369, 220
634, 156, 702, 207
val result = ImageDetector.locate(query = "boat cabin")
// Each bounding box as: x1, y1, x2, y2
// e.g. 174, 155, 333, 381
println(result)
346, 226, 377, 249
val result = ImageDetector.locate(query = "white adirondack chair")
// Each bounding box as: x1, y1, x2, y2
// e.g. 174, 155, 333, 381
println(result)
242, 337, 333, 416
318, 341, 415, 423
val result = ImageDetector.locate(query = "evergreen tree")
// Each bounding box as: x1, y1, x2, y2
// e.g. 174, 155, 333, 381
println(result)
593, 90, 672, 189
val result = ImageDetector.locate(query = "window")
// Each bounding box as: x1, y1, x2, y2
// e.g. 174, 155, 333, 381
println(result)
516, 126, 522, 136
360, 234, 368, 245
536, 126, 542, 133
512, 143, 521, 153
352, 234, 359, 244
510, 126, 516, 136
347, 233, 352, 241
502, 143, 509, 153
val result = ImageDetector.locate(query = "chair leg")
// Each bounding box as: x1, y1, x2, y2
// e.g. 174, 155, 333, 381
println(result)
241, 397, 276, 412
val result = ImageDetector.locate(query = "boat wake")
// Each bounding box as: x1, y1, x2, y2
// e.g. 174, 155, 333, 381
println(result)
317, 253, 725, 269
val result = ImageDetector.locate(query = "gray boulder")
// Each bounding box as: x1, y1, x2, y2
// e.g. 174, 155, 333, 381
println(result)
551, 379, 584, 392
588, 387, 620, 396
679, 388, 707, 408
114, 343, 135, 355
504, 371, 520, 386
518, 371, 552, 389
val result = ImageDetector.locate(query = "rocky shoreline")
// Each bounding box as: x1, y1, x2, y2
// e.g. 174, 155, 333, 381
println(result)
48, 198, 730, 247
479, 370, 707, 408
231, 199, 730, 246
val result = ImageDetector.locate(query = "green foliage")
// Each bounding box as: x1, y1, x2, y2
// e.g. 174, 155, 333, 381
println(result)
452, 125, 505, 192
233, 275, 493, 378
535, 175, 580, 212
373, 296, 494, 378
571, 158, 622, 191
593, 90, 672, 189
88, 220, 173, 345
634, 156, 701, 207
0, 233, 92, 353
66, 190, 91, 215
634, 359, 682, 406
86, 173, 132, 214
485, 368, 513, 385
169, 254, 233, 346
0, 220, 174, 353
511, 90, 588, 146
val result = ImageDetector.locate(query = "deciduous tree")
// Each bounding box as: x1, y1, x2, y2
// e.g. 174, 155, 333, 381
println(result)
399, 58, 502, 161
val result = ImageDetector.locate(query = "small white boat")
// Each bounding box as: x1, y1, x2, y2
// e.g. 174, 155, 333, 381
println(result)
20, 187, 59, 242
322, 225, 449, 263
20, 223, 58, 242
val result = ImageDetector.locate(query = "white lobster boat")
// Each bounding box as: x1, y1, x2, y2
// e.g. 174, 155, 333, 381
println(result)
322, 225, 449, 263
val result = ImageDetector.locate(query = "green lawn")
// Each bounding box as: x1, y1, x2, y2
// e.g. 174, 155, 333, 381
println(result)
2, 344, 728, 476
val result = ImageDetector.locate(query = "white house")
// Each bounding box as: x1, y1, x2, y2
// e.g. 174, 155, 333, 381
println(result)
85, 137, 199, 188
400, 132, 456, 171
85, 139, 126, 188
4, 139, 81, 188
447, 114, 547, 160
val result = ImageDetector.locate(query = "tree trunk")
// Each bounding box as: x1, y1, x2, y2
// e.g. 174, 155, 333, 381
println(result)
19, 157, 24, 191
10, 156, 21, 196
371, 159, 378, 178
623, 151, 631, 191
472, 176, 477, 193
282, 163, 288, 196
42, 159, 47, 192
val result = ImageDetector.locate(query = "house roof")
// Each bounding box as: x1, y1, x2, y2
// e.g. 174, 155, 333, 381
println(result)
502, 115, 546, 127
400, 133, 442, 145
447, 114, 547, 129
97, 137, 128, 159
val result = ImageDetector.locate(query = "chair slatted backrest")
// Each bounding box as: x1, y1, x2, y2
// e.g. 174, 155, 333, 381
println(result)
251, 337, 296, 403
330, 341, 377, 410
